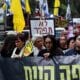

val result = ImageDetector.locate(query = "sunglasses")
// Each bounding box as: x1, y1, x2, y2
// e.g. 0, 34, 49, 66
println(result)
45, 41, 52, 44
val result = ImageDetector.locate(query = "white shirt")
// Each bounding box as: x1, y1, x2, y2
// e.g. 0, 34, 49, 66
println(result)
33, 46, 45, 57
11, 47, 24, 58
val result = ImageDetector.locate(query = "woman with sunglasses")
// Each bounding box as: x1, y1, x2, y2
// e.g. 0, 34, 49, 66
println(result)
38, 35, 63, 59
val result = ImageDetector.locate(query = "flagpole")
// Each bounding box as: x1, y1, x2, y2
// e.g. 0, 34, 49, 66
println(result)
66, 0, 72, 21
3, 0, 6, 31
39, 0, 45, 27
68, 0, 70, 3
39, 0, 44, 18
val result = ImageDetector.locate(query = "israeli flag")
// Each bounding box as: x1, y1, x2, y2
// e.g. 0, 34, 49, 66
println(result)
39, 0, 49, 17
66, 2, 71, 20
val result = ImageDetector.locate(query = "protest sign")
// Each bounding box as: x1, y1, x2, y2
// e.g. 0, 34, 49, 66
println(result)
30, 18, 54, 36
0, 56, 80, 80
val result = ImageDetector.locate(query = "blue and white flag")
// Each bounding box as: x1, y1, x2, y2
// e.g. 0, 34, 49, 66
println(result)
66, 2, 71, 20
39, 0, 49, 17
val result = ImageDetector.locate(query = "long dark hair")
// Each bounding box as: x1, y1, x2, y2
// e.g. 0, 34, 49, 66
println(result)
44, 35, 58, 51
0, 34, 17, 57
16, 33, 26, 43
67, 37, 75, 48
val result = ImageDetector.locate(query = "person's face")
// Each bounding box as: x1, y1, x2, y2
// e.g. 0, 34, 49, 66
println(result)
76, 25, 80, 33
69, 40, 75, 49
73, 28, 79, 35
75, 36, 80, 48
45, 37, 52, 50
60, 36, 66, 45
35, 37, 44, 49
15, 38, 24, 49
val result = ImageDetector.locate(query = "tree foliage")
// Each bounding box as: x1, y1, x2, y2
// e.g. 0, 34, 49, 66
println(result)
48, 0, 80, 18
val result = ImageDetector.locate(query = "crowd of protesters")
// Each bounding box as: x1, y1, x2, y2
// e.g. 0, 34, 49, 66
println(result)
1, 23, 80, 59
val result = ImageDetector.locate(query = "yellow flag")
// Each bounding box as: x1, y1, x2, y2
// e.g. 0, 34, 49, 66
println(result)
23, 41, 33, 56
2, 3, 6, 10
54, 0, 60, 7
10, 0, 25, 33
53, 0, 60, 16
54, 8, 59, 16
25, 0, 31, 14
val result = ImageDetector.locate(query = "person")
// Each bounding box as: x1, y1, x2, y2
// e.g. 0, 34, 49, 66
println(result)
32, 34, 45, 57
67, 37, 75, 49
0, 34, 17, 58
58, 35, 68, 53
11, 33, 32, 58
64, 37, 75, 53
38, 35, 63, 59
73, 23, 80, 37
34, 8, 41, 18
61, 30, 68, 39
65, 35, 80, 55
